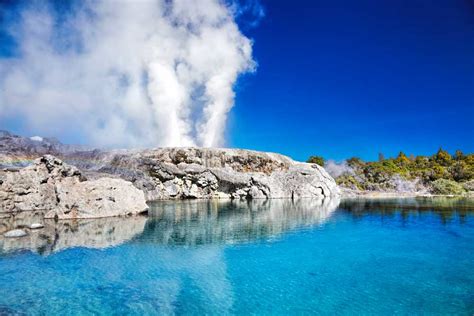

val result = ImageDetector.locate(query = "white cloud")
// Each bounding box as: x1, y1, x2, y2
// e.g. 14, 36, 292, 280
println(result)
0, 0, 255, 148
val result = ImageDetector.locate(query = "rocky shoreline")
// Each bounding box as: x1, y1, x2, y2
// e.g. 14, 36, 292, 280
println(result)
0, 131, 340, 224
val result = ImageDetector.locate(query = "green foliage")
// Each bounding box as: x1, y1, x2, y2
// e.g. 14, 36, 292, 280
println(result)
433, 148, 452, 166
463, 180, 474, 192
308, 149, 474, 195
454, 150, 464, 160
346, 157, 364, 168
431, 179, 465, 195
307, 156, 325, 166
395, 151, 410, 166
336, 175, 364, 190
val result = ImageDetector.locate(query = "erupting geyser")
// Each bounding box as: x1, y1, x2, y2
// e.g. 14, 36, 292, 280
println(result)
0, 0, 256, 148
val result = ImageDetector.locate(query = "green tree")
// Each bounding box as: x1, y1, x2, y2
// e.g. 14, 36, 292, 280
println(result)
395, 151, 410, 166
450, 161, 469, 181
434, 148, 452, 166
347, 157, 364, 168
454, 150, 464, 161
307, 156, 325, 166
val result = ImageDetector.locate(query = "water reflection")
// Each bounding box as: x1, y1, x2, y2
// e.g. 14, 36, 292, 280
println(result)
0, 216, 148, 255
340, 197, 474, 224
139, 197, 340, 246
0, 197, 340, 255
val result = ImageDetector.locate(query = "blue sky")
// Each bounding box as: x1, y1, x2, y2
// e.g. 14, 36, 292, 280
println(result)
229, 0, 474, 160
1, 0, 473, 161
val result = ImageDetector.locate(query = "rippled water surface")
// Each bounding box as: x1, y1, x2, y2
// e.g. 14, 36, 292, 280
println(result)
1, 197, 474, 315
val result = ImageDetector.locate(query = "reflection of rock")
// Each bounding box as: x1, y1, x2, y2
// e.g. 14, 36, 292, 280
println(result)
0, 155, 148, 218
3, 229, 27, 238
0, 215, 147, 255
139, 198, 340, 246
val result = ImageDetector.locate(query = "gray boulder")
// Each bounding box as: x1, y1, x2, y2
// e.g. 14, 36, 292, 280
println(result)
0, 155, 148, 218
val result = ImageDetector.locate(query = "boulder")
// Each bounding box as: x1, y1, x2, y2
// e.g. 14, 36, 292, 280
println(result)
0, 155, 148, 218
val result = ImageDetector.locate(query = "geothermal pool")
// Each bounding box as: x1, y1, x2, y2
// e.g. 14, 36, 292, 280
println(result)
0, 198, 473, 314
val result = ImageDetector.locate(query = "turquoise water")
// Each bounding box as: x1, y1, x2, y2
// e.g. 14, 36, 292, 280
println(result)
1, 197, 474, 315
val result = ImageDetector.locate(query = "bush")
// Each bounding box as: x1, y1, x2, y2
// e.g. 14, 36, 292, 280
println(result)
430, 179, 465, 195
307, 156, 325, 166
463, 180, 474, 192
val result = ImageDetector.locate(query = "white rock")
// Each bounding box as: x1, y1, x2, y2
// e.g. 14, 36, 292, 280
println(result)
29, 223, 44, 229
70, 148, 341, 200
1, 155, 148, 219
29, 136, 43, 142
4, 229, 27, 238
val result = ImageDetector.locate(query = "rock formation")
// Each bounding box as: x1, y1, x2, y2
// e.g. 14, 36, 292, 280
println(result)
0, 155, 148, 218
1, 130, 340, 203
66, 148, 340, 200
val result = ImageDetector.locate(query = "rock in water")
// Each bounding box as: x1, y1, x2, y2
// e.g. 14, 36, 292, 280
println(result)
29, 223, 44, 229
4, 229, 27, 238
75, 148, 340, 200
0, 155, 148, 218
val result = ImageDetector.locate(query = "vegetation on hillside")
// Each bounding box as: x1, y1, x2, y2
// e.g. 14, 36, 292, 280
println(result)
308, 148, 474, 195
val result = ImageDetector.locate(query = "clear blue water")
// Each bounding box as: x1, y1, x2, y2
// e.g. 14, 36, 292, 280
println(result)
1, 197, 474, 315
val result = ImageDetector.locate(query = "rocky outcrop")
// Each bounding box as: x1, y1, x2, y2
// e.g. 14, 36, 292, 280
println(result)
1, 131, 340, 201
0, 155, 148, 218
71, 148, 340, 200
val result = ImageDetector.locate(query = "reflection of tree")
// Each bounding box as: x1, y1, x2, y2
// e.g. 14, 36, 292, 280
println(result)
339, 197, 474, 225
137, 198, 340, 246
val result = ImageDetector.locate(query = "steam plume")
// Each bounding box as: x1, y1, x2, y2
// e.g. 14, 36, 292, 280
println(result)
0, 0, 256, 148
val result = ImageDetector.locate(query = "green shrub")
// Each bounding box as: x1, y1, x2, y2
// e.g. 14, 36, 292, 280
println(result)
463, 180, 474, 192
307, 156, 325, 166
430, 179, 465, 195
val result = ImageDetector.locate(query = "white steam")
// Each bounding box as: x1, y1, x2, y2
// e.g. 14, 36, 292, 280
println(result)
0, 0, 256, 148
324, 160, 355, 178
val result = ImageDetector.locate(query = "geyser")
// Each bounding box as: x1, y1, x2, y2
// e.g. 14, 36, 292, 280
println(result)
0, 0, 256, 148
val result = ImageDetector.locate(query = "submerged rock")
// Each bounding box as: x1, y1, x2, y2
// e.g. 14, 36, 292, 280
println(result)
4, 229, 27, 238
0, 155, 148, 218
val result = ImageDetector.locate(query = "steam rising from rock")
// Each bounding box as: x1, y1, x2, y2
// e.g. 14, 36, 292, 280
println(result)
0, 0, 256, 148
324, 160, 355, 178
